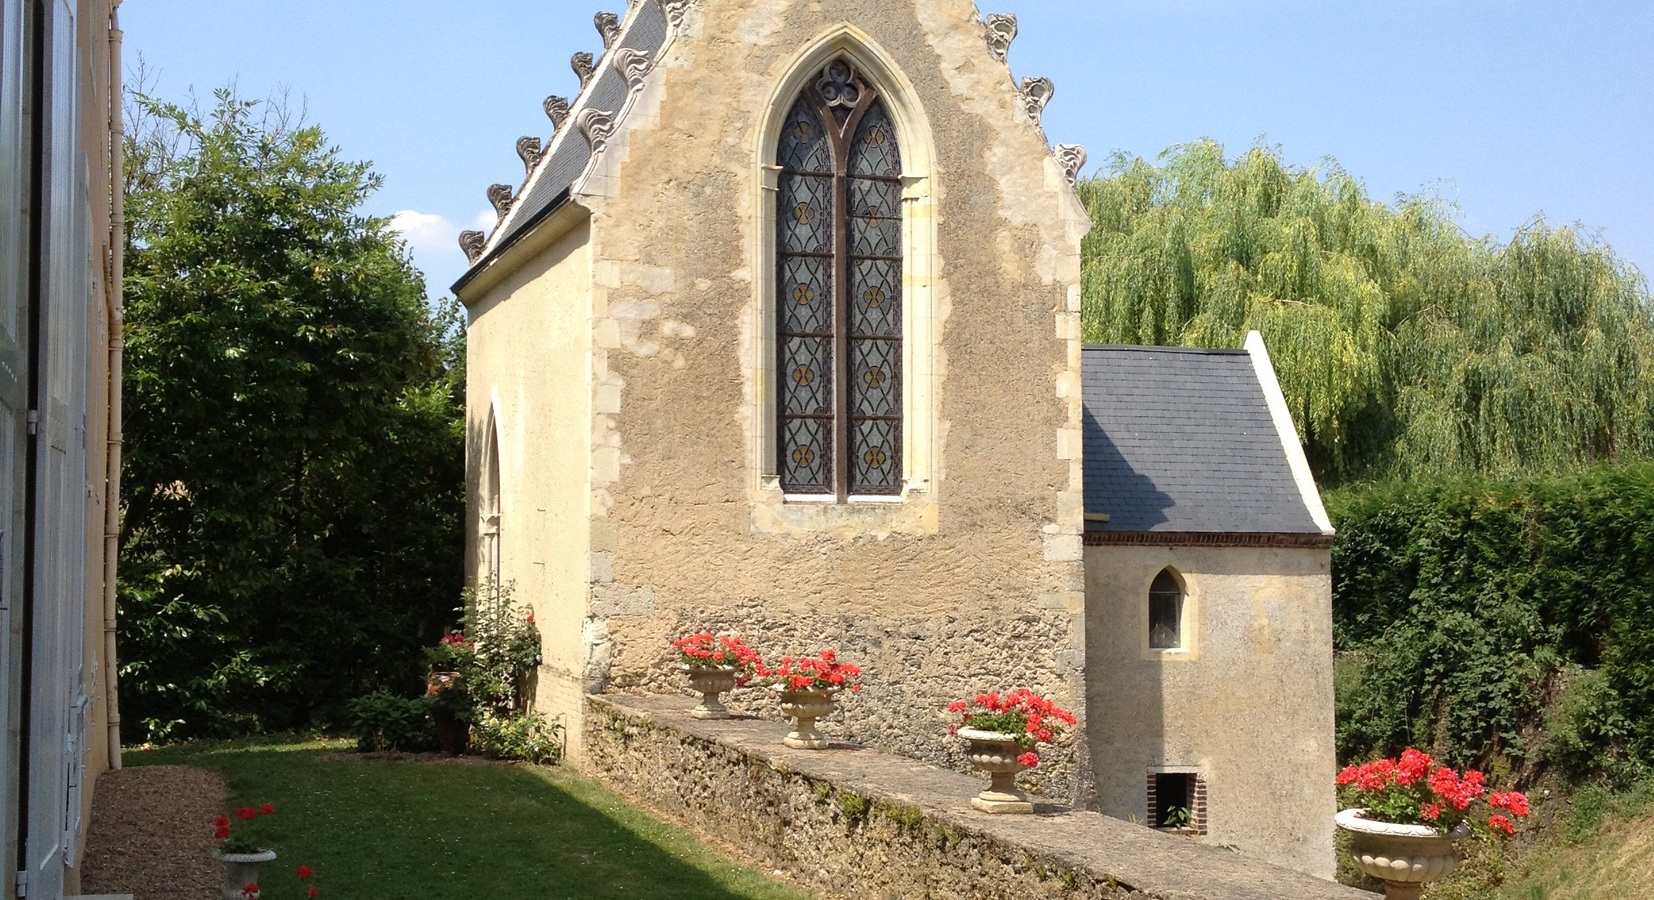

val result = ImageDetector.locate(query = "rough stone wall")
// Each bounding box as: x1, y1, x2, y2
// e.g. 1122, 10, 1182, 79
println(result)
574, 0, 1092, 801
463, 222, 596, 757
1083, 544, 1338, 878
586, 695, 1370, 900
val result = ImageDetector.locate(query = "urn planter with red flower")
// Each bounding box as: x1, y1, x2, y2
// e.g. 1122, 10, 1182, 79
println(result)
670, 633, 768, 720
1335, 749, 1531, 900
956, 728, 1034, 813
212, 805, 320, 899
762, 650, 863, 749
212, 803, 278, 899
948, 689, 1076, 815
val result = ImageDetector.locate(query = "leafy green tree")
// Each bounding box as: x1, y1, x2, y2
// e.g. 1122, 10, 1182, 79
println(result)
119, 88, 465, 740
1078, 141, 1654, 481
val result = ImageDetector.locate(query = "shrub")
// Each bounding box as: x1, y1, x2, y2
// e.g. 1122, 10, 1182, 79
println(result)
346, 690, 436, 753
471, 712, 563, 765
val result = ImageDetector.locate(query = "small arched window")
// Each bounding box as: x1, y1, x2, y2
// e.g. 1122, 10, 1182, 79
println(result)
1149, 569, 1185, 650
775, 60, 903, 500
481, 416, 503, 611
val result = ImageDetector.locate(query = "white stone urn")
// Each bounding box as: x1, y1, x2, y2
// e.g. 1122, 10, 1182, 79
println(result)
777, 687, 836, 749
214, 849, 276, 899
682, 665, 739, 719
958, 728, 1034, 814
1336, 808, 1469, 900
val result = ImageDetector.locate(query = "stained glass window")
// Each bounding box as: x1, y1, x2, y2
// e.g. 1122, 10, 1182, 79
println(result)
776, 61, 903, 498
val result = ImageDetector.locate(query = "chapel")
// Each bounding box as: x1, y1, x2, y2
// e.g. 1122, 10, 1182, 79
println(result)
453, 0, 1336, 878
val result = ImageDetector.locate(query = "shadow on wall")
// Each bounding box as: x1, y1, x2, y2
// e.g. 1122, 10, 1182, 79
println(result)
1080, 404, 1171, 825
1081, 404, 1175, 532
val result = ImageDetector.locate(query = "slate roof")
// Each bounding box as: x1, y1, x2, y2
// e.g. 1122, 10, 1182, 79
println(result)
1082, 345, 1322, 534
501, 3, 668, 251
456, 3, 670, 290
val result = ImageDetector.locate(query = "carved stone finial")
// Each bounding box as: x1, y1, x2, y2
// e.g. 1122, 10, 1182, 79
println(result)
659, 0, 698, 29
984, 13, 1018, 63
516, 136, 544, 175
544, 95, 571, 131
1020, 76, 1055, 126
576, 108, 618, 154
595, 12, 621, 49
487, 184, 515, 223
459, 230, 487, 263
1055, 144, 1088, 186
613, 48, 653, 92
572, 52, 596, 91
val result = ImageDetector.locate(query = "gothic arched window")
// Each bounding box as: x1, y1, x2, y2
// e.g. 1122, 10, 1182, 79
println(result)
1149, 569, 1186, 650
775, 60, 903, 499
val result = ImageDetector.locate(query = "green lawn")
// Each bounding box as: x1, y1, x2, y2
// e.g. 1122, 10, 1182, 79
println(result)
130, 740, 811, 900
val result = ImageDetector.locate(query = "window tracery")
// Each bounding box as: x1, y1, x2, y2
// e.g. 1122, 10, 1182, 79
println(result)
776, 60, 904, 499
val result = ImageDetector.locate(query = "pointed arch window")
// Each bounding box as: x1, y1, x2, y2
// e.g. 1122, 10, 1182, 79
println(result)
775, 60, 903, 499
1149, 569, 1185, 650
480, 416, 503, 611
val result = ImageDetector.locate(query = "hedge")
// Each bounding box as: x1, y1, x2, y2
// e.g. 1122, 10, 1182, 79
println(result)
1328, 463, 1654, 783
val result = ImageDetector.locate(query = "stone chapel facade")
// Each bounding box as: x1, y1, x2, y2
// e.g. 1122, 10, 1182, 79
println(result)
455, 0, 1335, 879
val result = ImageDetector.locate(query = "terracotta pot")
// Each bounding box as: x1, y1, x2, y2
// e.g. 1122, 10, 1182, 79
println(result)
426, 670, 462, 696
215, 849, 276, 899
1336, 808, 1469, 900
777, 688, 836, 749
957, 728, 1033, 814
682, 666, 739, 719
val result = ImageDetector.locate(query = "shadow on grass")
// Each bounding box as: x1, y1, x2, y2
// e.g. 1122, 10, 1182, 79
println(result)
129, 740, 807, 900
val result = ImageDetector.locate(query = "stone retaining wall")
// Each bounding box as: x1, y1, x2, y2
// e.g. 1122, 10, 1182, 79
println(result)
585, 695, 1369, 900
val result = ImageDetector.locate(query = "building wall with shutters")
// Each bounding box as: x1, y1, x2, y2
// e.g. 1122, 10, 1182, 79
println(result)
0, 0, 119, 897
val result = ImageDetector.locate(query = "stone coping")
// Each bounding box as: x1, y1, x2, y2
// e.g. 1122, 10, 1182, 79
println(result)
586, 694, 1368, 900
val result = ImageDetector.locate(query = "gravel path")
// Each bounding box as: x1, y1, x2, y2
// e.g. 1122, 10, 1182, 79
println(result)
79, 765, 226, 900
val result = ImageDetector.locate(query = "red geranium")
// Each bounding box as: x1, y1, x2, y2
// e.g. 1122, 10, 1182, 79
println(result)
948, 688, 1077, 768
670, 633, 770, 684
764, 649, 864, 694
215, 801, 277, 855
1337, 748, 1531, 836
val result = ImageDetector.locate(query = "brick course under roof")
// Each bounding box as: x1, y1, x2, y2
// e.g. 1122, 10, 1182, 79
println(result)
1082, 345, 1321, 534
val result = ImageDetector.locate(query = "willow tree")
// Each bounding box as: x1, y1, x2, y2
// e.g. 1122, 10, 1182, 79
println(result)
1078, 141, 1654, 480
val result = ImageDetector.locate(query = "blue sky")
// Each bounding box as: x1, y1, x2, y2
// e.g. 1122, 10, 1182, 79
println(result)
121, 0, 1653, 298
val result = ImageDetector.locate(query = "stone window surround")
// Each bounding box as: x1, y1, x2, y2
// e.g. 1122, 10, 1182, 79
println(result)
1139, 564, 1200, 661
746, 27, 940, 533
479, 404, 504, 600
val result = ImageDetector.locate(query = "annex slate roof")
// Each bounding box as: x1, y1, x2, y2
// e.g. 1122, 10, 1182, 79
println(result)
1082, 345, 1322, 534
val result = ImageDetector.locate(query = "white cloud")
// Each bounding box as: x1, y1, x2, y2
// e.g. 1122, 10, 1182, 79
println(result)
389, 209, 461, 254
